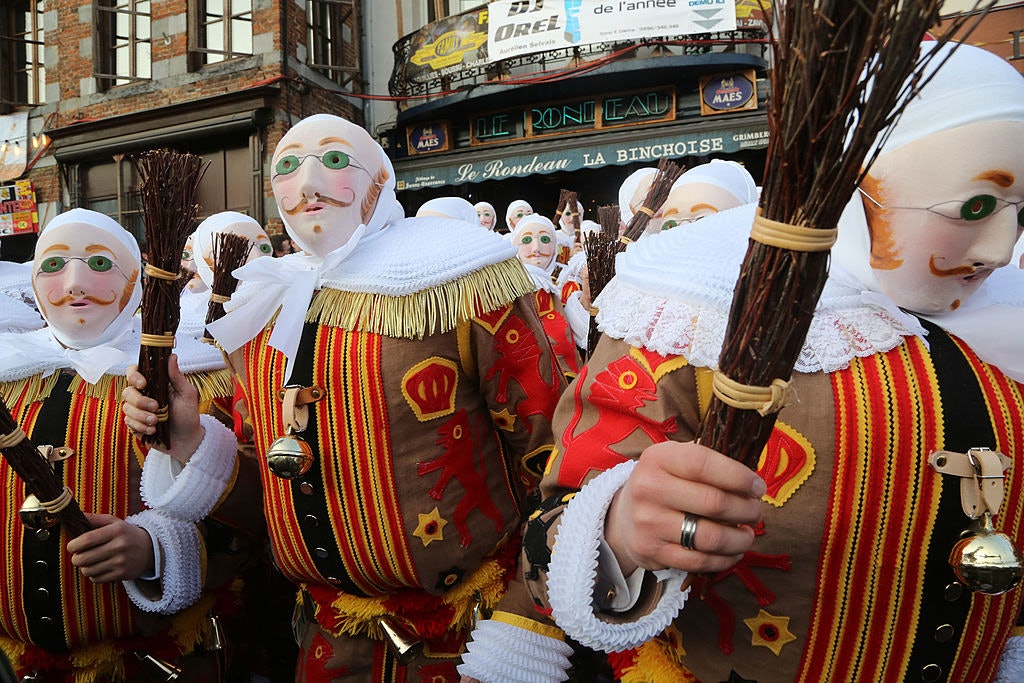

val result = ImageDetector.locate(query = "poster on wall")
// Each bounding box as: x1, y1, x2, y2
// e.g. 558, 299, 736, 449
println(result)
486, 0, 738, 63
403, 7, 490, 85
0, 180, 39, 238
0, 112, 29, 182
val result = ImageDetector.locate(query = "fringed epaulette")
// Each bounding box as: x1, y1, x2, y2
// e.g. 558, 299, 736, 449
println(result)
307, 257, 535, 339
0, 368, 234, 405
0, 373, 62, 406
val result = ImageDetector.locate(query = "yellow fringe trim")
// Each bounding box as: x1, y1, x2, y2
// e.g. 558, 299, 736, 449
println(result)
0, 635, 25, 669
169, 594, 217, 651
69, 642, 126, 683
0, 373, 61, 406
619, 637, 694, 683
311, 554, 510, 640
307, 258, 535, 339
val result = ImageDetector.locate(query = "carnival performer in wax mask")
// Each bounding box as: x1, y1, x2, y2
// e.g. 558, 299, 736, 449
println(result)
657, 159, 758, 232
617, 167, 658, 234
512, 214, 582, 378
179, 213, 273, 342
127, 113, 566, 682
460, 42, 1024, 683
0, 208, 264, 682
475, 200, 497, 230
505, 199, 533, 234
554, 198, 583, 267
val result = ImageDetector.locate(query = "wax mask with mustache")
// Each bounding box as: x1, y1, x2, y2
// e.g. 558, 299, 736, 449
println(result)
192, 212, 272, 288
862, 119, 1024, 315
32, 209, 141, 349
271, 114, 393, 258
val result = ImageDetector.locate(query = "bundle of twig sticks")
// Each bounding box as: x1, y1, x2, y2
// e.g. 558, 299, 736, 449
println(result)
554, 189, 581, 241
698, 1, 990, 469
618, 158, 684, 248
0, 397, 92, 538
203, 232, 252, 345
583, 205, 624, 355
134, 149, 207, 448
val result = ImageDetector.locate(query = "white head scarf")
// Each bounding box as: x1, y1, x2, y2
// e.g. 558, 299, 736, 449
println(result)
618, 167, 658, 224
505, 199, 534, 232
206, 114, 405, 382
416, 197, 478, 225
669, 159, 758, 205
832, 41, 1024, 382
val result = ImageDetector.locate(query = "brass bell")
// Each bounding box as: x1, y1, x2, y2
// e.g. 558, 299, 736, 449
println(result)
19, 494, 59, 531
265, 430, 314, 480
377, 616, 423, 665
949, 511, 1024, 595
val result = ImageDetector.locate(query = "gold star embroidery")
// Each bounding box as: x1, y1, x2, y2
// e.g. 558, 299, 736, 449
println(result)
489, 407, 516, 432
743, 609, 797, 656
413, 508, 447, 547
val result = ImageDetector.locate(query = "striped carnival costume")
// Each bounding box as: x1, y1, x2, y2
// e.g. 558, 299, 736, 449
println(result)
202, 114, 565, 682
0, 209, 264, 683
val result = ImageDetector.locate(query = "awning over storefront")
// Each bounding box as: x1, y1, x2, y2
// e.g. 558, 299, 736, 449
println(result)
394, 115, 769, 191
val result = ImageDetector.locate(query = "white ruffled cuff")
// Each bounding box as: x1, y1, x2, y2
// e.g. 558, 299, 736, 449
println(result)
123, 509, 203, 615
140, 414, 238, 523
547, 460, 689, 653
458, 618, 573, 683
563, 291, 590, 349
996, 635, 1024, 682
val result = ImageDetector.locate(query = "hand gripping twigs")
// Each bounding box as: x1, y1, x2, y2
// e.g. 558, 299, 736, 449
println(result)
135, 149, 209, 448
697, 0, 993, 469
0, 396, 92, 539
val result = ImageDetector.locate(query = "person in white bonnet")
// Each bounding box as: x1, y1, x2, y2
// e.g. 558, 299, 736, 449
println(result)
511, 213, 583, 376
657, 159, 758, 232
460, 40, 1024, 683
124, 113, 565, 682
617, 166, 658, 234
0, 208, 260, 682
474, 200, 497, 230
504, 198, 534, 234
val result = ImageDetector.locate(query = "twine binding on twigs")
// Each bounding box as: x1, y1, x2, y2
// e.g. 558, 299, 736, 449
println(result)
144, 264, 180, 282
140, 333, 175, 348
0, 428, 26, 449
712, 372, 792, 417
39, 486, 75, 514
750, 211, 837, 252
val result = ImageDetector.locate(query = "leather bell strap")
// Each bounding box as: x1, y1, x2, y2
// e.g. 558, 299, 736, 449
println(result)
277, 385, 325, 434
929, 448, 1010, 519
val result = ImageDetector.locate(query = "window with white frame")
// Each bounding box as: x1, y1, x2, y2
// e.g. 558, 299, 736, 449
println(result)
0, 0, 45, 113
94, 0, 152, 91
307, 0, 360, 90
189, 0, 253, 69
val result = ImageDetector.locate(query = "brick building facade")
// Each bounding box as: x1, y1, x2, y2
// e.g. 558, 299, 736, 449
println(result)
0, 0, 363, 258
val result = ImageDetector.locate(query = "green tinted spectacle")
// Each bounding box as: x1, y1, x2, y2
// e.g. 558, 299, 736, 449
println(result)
39, 255, 115, 274
257, 243, 273, 255
925, 195, 1024, 227
539, 235, 552, 244
274, 151, 352, 176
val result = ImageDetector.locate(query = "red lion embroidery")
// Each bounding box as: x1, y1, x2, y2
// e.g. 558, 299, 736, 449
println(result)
417, 409, 504, 547
483, 314, 561, 431
558, 357, 678, 488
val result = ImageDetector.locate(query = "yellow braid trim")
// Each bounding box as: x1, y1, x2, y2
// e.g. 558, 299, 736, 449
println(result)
0, 635, 25, 669
490, 611, 565, 641
619, 637, 696, 683
308, 259, 535, 339
318, 555, 510, 640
